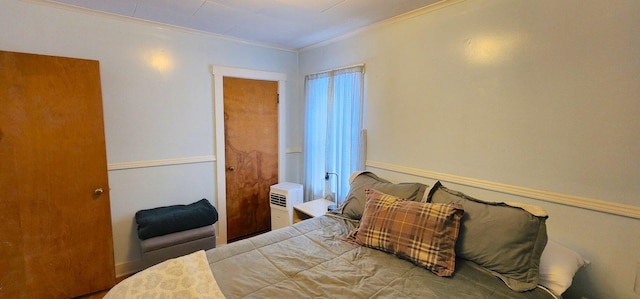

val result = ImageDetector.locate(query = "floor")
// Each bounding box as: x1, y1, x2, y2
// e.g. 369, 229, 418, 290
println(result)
227, 228, 270, 243
75, 276, 128, 299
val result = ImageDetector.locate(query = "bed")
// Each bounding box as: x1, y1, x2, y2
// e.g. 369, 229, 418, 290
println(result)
206, 214, 555, 298
107, 171, 588, 298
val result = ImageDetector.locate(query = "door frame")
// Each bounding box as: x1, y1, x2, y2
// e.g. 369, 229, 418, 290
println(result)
210, 65, 287, 245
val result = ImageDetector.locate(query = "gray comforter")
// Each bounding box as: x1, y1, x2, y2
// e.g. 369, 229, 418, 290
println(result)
206, 215, 556, 298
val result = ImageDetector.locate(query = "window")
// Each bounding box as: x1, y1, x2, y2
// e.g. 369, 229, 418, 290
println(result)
303, 65, 365, 204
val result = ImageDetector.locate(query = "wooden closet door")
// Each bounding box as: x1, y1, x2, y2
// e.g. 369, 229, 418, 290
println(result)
223, 77, 279, 242
0, 51, 115, 298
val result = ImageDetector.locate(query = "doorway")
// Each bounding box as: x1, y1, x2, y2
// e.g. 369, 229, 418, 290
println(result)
211, 66, 287, 245
224, 77, 278, 242
0, 50, 115, 298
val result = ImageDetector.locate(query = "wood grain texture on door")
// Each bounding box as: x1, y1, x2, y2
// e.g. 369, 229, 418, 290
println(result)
0, 51, 115, 298
223, 77, 279, 242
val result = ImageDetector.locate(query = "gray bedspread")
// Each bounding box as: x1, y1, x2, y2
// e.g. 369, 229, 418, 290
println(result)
206, 215, 557, 299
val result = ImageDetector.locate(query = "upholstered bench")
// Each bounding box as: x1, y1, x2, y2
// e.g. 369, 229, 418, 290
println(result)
139, 224, 216, 268
135, 199, 219, 269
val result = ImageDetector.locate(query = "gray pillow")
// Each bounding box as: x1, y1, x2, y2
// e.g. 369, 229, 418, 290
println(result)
428, 181, 548, 292
335, 171, 428, 220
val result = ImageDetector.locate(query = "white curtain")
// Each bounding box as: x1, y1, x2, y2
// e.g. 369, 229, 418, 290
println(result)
303, 65, 365, 204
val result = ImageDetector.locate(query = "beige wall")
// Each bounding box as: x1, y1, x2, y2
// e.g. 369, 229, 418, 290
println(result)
300, 0, 640, 298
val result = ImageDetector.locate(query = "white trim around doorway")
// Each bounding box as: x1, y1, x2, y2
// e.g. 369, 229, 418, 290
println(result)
210, 65, 287, 246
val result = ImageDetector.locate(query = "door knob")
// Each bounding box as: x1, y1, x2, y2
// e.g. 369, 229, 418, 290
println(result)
94, 188, 104, 195
227, 166, 235, 171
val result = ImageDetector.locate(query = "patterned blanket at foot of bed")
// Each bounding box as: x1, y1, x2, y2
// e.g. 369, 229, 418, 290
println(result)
104, 250, 225, 299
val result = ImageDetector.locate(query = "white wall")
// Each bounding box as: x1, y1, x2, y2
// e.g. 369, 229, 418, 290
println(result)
300, 0, 639, 298
0, 0, 301, 275
3, 0, 639, 297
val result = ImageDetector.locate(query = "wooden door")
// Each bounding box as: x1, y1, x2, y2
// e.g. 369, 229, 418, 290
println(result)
0, 51, 115, 298
223, 77, 279, 242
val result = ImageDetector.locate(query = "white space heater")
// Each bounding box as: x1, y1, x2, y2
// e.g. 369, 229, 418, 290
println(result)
269, 182, 303, 230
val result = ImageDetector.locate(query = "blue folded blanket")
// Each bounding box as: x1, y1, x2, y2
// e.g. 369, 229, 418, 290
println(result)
135, 198, 219, 240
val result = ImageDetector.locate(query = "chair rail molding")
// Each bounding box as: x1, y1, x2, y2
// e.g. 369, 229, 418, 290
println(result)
366, 160, 640, 220
108, 155, 216, 171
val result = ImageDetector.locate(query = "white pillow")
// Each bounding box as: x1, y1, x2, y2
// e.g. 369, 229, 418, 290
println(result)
538, 240, 590, 296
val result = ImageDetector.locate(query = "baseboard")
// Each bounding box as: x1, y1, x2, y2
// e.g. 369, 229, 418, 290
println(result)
115, 259, 144, 278
115, 239, 226, 277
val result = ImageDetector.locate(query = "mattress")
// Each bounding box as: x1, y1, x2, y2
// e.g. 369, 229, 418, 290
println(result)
206, 215, 557, 298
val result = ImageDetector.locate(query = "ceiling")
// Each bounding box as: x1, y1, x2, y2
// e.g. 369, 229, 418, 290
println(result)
43, 0, 446, 50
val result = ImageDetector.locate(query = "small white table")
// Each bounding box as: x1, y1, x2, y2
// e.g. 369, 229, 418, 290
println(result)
293, 199, 335, 223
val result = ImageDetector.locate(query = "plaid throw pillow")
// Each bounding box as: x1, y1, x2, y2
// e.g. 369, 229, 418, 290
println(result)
347, 189, 464, 277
